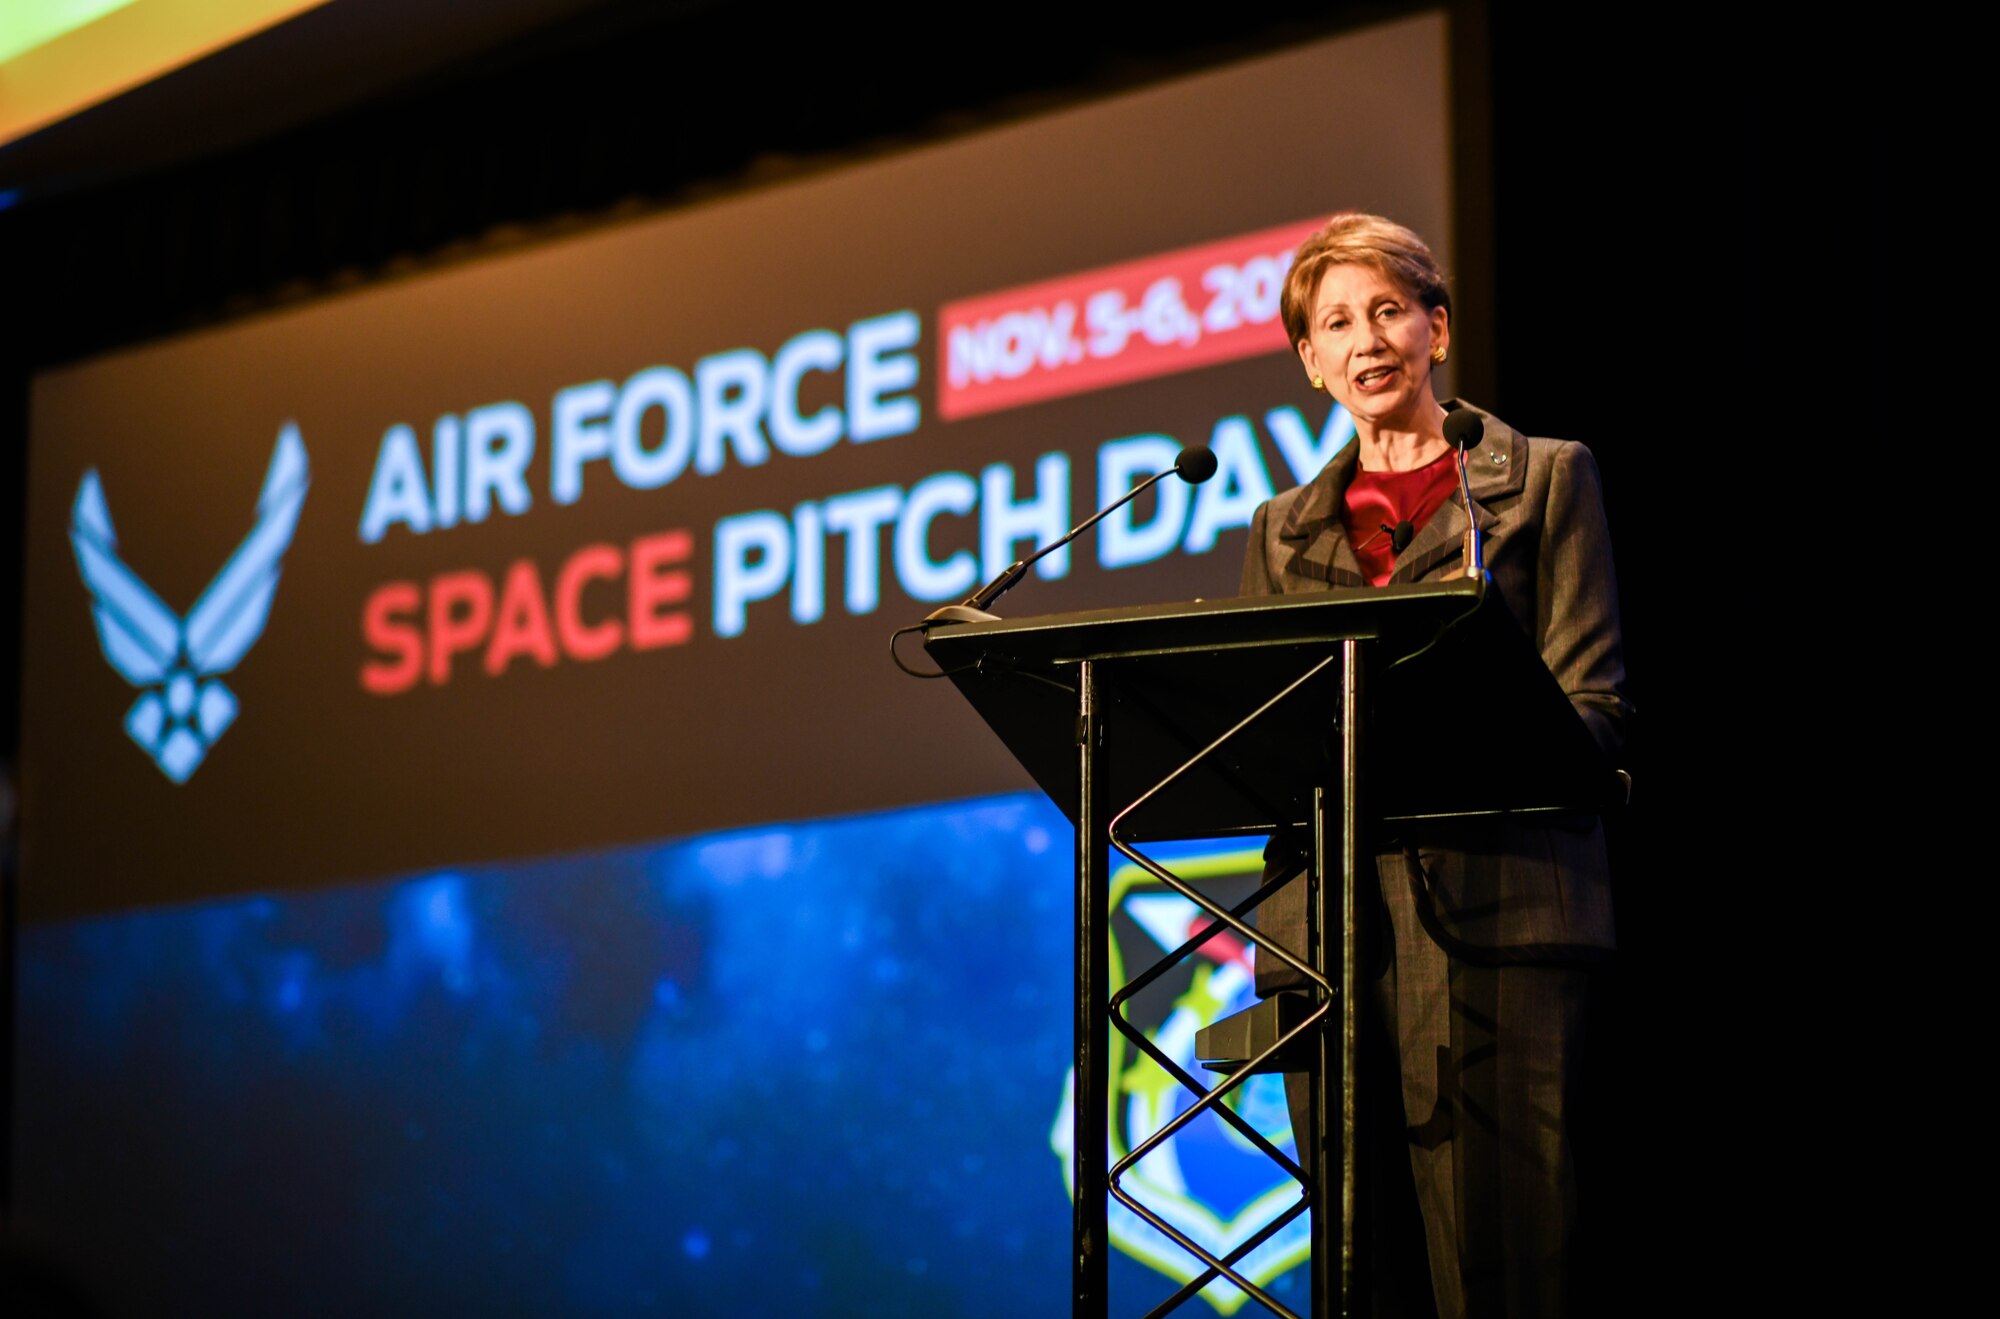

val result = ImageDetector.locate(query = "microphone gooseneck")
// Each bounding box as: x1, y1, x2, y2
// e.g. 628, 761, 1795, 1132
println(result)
920, 444, 1217, 625
1443, 410, 1485, 579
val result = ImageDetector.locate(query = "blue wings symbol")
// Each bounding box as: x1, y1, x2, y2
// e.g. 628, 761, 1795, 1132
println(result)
69, 424, 311, 783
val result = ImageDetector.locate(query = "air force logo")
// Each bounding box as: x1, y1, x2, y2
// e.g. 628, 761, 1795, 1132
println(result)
69, 425, 310, 783
1052, 846, 1309, 1314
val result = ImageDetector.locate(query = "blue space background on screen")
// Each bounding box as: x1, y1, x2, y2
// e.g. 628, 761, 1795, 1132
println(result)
15, 793, 1308, 1316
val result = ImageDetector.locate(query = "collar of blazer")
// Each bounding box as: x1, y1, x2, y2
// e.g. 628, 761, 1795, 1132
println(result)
1277, 398, 1527, 587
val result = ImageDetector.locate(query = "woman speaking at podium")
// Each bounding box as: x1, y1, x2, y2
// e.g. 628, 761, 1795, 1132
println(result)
1241, 212, 1630, 1318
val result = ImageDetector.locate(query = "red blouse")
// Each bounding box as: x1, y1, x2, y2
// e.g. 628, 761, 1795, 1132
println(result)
1341, 447, 1459, 586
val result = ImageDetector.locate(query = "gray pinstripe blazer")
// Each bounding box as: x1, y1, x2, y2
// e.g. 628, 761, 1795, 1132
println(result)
1242, 400, 1632, 987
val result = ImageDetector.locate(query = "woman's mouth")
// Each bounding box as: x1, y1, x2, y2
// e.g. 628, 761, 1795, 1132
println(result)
1353, 365, 1398, 391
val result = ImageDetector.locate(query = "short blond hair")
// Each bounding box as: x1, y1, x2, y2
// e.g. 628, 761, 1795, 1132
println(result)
1280, 213, 1452, 348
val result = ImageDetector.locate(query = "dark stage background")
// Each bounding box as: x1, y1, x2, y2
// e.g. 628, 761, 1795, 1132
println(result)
3, 3, 1797, 1315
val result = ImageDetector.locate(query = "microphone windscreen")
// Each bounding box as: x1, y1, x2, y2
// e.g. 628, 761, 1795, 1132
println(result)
1443, 409, 1485, 451
1391, 520, 1414, 552
1175, 445, 1219, 484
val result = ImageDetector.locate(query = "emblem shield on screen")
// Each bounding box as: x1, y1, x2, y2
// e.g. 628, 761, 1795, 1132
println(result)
68, 424, 310, 783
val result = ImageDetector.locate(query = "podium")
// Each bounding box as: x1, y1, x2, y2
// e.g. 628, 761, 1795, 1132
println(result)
923, 577, 1616, 1319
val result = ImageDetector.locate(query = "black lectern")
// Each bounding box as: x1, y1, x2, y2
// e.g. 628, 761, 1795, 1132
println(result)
924, 578, 1615, 1319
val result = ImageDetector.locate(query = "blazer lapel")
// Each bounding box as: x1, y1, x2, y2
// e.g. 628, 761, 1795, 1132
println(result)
1277, 439, 1367, 588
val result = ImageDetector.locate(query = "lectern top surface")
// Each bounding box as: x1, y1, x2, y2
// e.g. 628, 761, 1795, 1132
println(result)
919, 579, 1615, 832
923, 580, 1485, 668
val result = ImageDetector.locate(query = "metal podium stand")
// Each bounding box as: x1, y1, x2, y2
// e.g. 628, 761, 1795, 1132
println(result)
924, 578, 1616, 1319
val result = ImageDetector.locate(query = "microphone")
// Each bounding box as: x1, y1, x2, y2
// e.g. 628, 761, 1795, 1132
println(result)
1443, 409, 1484, 451
1370, 521, 1415, 554
922, 444, 1217, 625
1443, 409, 1485, 578
1174, 445, 1218, 484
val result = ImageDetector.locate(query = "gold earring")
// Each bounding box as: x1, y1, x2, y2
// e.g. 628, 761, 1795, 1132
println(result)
1430, 345, 1447, 364
1309, 374, 1324, 390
